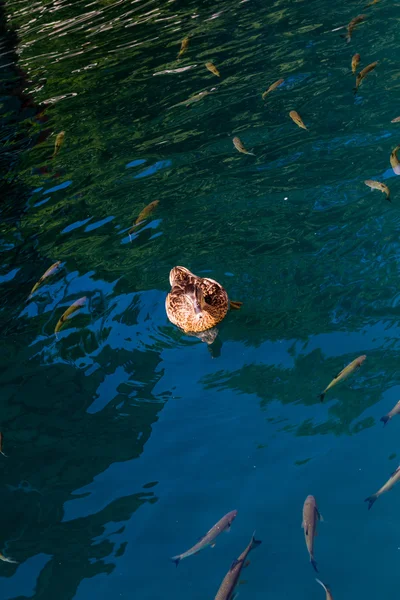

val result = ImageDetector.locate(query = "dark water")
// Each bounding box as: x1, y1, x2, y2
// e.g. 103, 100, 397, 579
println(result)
1, 0, 400, 597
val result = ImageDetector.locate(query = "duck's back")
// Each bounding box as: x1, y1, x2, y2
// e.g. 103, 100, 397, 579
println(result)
166, 267, 228, 332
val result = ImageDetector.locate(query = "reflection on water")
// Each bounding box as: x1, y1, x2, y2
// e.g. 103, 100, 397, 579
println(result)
1, 0, 400, 597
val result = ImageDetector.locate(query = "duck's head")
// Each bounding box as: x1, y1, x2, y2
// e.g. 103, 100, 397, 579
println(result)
184, 283, 205, 317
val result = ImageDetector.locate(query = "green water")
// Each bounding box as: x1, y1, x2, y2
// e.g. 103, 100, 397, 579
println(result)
1, 0, 400, 598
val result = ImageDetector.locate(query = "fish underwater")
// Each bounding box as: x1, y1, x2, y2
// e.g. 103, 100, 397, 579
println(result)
262, 78, 284, 99
365, 466, 400, 509
233, 136, 255, 155
364, 180, 390, 201
391, 117, 400, 123
302, 495, 322, 572
55, 296, 87, 335
170, 510, 237, 566
28, 261, 61, 300
177, 36, 189, 59
355, 61, 378, 91
289, 110, 307, 130
319, 355, 366, 401
0, 553, 18, 564
351, 53, 360, 74
316, 579, 333, 600
205, 62, 220, 77
390, 145, 400, 175
129, 200, 159, 236
52, 131, 65, 158
214, 532, 261, 600
342, 14, 366, 43
171, 89, 215, 108
381, 400, 400, 426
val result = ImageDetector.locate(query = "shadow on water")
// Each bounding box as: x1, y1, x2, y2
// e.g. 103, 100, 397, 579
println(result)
0, 7, 164, 588
0, 327, 164, 597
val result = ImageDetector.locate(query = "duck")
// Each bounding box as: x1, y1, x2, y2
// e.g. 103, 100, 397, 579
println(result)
165, 266, 242, 334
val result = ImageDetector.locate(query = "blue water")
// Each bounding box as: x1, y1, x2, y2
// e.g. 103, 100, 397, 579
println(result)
1, 0, 400, 598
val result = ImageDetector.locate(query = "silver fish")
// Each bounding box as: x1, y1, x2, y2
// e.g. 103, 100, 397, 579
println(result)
0, 552, 18, 563
28, 261, 62, 300
381, 400, 400, 426
316, 579, 334, 600
365, 466, 400, 509
214, 532, 261, 600
364, 180, 390, 201
55, 296, 87, 334
233, 136, 255, 156
302, 495, 322, 572
319, 355, 366, 401
171, 89, 216, 109
170, 510, 237, 566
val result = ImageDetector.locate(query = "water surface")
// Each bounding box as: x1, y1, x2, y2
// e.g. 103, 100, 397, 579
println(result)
1, 0, 400, 598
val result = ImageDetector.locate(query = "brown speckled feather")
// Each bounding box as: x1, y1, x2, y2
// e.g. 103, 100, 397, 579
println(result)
166, 266, 229, 333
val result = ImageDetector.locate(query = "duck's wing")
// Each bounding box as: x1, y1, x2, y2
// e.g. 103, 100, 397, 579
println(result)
166, 284, 186, 305
200, 277, 228, 308
166, 284, 190, 325
169, 266, 197, 287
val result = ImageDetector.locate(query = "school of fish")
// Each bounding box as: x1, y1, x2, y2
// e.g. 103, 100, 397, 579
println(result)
163, 5, 397, 598
20, 0, 400, 596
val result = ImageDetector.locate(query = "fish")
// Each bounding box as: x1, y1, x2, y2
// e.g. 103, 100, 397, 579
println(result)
319, 355, 366, 401
170, 510, 238, 566
28, 261, 61, 300
302, 495, 322, 572
0, 553, 18, 564
351, 53, 360, 74
233, 136, 255, 156
129, 200, 159, 235
262, 78, 284, 100
205, 62, 220, 77
289, 110, 307, 130
342, 14, 366, 43
52, 131, 65, 158
316, 579, 333, 600
172, 89, 213, 108
214, 532, 261, 600
365, 465, 400, 509
355, 61, 378, 91
364, 180, 390, 201
391, 117, 400, 123
390, 145, 400, 175
54, 296, 87, 334
177, 36, 189, 59
381, 400, 400, 426
0, 432, 7, 458
366, 0, 380, 5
